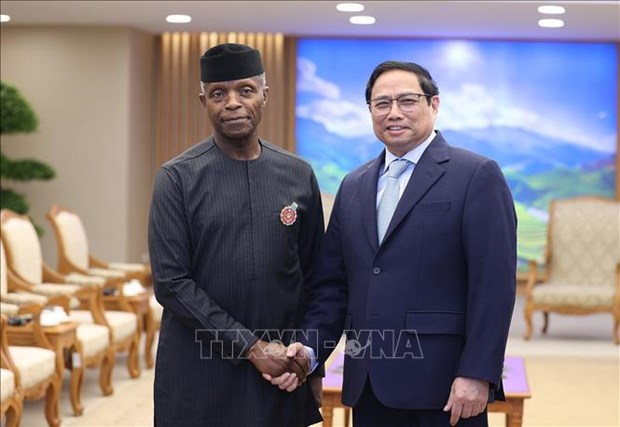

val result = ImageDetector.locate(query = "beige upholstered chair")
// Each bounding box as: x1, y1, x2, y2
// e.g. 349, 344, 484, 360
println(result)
1, 311, 61, 427
46, 204, 159, 368
524, 196, 620, 344
1, 239, 50, 316
0, 212, 139, 394
0, 365, 22, 427
46, 205, 152, 285
1, 227, 112, 416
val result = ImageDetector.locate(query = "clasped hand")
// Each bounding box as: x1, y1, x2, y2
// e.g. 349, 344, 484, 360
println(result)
258, 342, 310, 392
247, 340, 310, 388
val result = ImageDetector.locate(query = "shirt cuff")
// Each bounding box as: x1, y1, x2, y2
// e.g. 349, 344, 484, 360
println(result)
304, 345, 319, 373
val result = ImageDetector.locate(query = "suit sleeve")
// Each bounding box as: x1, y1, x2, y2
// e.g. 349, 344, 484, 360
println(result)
298, 180, 349, 365
457, 159, 517, 392
298, 170, 327, 377
148, 167, 258, 362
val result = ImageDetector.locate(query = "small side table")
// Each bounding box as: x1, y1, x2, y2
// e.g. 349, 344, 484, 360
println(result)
488, 356, 532, 427
7, 321, 84, 416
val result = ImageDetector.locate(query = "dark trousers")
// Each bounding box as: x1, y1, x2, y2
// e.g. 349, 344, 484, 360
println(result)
352, 378, 488, 427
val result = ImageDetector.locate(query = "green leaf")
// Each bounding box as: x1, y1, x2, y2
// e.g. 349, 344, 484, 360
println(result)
0, 81, 38, 134
0, 187, 28, 214
1, 152, 56, 181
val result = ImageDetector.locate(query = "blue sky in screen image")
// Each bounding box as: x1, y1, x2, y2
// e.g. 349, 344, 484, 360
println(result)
295, 38, 617, 266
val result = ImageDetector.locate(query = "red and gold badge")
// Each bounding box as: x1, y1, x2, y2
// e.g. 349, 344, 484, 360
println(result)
280, 202, 298, 226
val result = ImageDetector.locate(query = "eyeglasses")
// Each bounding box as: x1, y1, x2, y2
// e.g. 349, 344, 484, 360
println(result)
367, 93, 431, 115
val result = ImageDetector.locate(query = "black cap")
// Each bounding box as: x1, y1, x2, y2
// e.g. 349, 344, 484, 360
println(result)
200, 43, 264, 83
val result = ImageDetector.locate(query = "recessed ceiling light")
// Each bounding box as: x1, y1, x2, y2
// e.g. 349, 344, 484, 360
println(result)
166, 14, 192, 24
350, 16, 376, 25
0, 14, 11, 23
538, 18, 565, 28
337, 3, 364, 13
538, 5, 566, 14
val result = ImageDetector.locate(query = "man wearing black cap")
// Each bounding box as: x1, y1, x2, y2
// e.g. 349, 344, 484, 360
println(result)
148, 43, 324, 426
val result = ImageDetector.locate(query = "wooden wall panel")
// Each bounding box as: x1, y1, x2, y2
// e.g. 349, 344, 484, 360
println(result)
154, 32, 295, 168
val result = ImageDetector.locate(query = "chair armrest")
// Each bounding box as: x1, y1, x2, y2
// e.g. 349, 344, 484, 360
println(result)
42, 262, 67, 283
13, 303, 53, 349
102, 290, 134, 313
524, 259, 542, 300
0, 315, 20, 377
43, 281, 106, 326
543, 247, 552, 283
45, 294, 71, 310
89, 253, 110, 269
79, 286, 108, 327
6, 268, 36, 293
57, 255, 90, 276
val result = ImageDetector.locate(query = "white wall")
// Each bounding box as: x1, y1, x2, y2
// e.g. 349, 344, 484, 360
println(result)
1, 26, 155, 265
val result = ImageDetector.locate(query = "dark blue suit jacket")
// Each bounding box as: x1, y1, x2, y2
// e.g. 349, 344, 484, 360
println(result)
301, 131, 517, 409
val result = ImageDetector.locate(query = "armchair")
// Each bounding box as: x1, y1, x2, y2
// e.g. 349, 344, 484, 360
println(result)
46, 204, 159, 368
524, 196, 620, 344
0, 365, 22, 427
0, 211, 136, 402
1, 310, 61, 427
46, 204, 151, 285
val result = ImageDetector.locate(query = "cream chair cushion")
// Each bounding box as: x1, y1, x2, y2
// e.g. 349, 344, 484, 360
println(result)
0, 368, 15, 403
54, 211, 90, 270
87, 268, 125, 279
532, 284, 615, 307
0, 302, 20, 316
31, 284, 81, 309
76, 324, 111, 358
108, 262, 146, 273
9, 346, 56, 389
65, 273, 105, 287
1, 216, 44, 284
69, 310, 137, 343
32, 283, 81, 297
1, 292, 48, 306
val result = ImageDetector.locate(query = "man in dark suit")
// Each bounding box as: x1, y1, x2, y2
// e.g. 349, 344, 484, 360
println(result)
269, 61, 517, 426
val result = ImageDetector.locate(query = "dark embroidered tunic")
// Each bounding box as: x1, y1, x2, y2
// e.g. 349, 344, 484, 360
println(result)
148, 137, 324, 426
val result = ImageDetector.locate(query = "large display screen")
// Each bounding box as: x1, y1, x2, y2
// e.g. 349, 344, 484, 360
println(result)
295, 38, 617, 269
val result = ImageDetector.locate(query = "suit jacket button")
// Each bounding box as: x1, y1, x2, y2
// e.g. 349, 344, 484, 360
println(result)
372, 267, 381, 275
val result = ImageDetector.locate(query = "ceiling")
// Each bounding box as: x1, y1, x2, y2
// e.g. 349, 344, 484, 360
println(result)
1, 1, 619, 41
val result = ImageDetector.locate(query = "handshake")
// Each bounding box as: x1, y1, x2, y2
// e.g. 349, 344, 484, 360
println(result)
246, 340, 313, 393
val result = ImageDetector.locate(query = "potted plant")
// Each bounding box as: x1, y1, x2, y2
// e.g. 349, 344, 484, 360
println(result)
1, 81, 56, 233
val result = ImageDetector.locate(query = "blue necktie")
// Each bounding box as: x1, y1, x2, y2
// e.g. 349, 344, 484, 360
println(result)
377, 159, 409, 243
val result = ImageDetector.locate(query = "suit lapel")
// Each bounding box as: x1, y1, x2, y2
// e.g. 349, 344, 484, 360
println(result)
359, 153, 384, 250
381, 134, 450, 244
